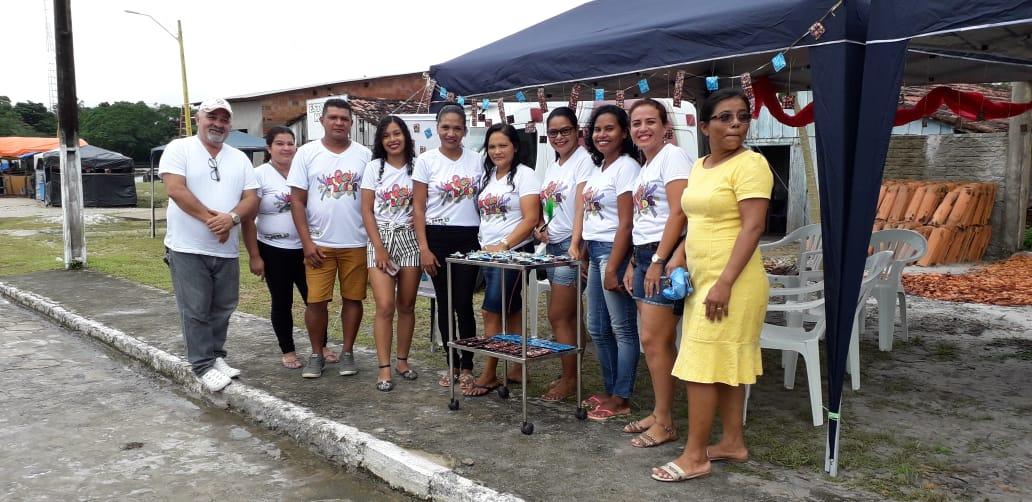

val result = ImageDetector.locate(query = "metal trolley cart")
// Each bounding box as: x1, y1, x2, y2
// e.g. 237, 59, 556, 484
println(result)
445, 251, 587, 434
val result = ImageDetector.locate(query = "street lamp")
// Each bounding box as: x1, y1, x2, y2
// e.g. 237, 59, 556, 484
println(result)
124, 10, 192, 136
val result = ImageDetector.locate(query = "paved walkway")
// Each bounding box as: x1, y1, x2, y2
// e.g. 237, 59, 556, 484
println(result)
0, 297, 407, 501
0, 270, 866, 501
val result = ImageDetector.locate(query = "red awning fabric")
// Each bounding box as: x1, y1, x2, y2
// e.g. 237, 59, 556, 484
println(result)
0, 137, 88, 158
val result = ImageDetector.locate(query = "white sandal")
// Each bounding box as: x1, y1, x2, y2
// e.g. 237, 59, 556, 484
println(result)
651, 461, 711, 482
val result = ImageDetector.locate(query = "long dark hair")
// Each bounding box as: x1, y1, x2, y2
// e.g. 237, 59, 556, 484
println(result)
480, 123, 521, 194
584, 104, 639, 167
263, 126, 294, 163
547, 106, 578, 162
371, 115, 416, 181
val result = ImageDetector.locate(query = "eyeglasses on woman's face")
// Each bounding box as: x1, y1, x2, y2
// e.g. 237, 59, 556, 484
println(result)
208, 157, 220, 182
546, 126, 576, 138
709, 111, 752, 124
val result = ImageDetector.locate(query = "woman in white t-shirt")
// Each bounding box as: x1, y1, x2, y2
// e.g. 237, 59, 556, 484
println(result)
620, 98, 694, 447
532, 106, 594, 402
243, 126, 325, 369
464, 123, 541, 397
570, 105, 641, 421
412, 103, 485, 389
360, 116, 420, 392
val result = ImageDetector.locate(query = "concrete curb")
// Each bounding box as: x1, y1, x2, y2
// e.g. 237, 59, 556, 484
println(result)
0, 282, 523, 502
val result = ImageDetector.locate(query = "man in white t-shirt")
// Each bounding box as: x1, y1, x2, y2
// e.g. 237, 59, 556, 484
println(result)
287, 99, 372, 379
159, 97, 259, 392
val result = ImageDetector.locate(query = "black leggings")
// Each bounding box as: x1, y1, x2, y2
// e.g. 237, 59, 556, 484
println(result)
426, 225, 480, 370
258, 241, 308, 354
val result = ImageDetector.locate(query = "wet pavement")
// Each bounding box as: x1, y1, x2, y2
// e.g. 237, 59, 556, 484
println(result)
0, 298, 410, 502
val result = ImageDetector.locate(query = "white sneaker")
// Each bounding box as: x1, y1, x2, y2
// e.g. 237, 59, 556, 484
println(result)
213, 358, 241, 378
200, 368, 232, 392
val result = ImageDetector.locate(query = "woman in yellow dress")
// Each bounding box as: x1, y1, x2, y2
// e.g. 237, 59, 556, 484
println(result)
652, 88, 773, 482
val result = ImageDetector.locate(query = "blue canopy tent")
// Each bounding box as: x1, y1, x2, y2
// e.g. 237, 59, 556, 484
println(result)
430, 0, 1032, 475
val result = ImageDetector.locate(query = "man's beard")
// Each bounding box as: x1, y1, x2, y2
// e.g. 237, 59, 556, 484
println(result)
205, 128, 228, 144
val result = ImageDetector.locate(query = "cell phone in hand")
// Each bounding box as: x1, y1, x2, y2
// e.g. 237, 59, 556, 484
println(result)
384, 260, 400, 276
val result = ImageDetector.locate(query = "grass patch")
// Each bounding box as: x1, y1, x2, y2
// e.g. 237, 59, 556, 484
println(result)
930, 341, 959, 362
136, 181, 167, 209
985, 338, 1032, 361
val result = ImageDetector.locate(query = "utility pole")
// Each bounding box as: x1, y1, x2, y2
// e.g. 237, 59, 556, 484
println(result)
54, 0, 86, 269
177, 20, 192, 137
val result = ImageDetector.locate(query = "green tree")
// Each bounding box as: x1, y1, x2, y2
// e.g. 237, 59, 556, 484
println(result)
13, 101, 57, 135
80, 101, 179, 161
0, 96, 39, 136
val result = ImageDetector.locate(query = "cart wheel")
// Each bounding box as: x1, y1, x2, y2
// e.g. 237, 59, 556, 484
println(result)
498, 386, 510, 399
448, 398, 460, 411
521, 422, 534, 435
575, 407, 587, 420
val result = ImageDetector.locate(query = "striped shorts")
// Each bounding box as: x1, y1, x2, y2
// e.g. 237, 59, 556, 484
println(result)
367, 222, 421, 268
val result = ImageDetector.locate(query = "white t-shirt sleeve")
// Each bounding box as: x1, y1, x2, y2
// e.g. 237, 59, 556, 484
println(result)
661, 146, 694, 184
243, 159, 259, 190
516, 166, 542, 197
614, 158, 640, 195
360, 160, 378, 191
410, 156, 430, 184
575, 156, 595, 185
157, 139, 187, 176
285, 149, 309, 190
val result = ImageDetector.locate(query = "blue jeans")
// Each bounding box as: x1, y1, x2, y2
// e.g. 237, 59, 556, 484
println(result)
586, 240, 639, 399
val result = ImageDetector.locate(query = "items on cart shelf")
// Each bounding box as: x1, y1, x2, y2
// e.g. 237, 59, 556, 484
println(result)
491, 334, 576, 352
450, 250, 574, 265
451, 334, 577, 357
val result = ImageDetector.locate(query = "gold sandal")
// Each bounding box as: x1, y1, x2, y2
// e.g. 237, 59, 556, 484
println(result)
623, 414, 656, 434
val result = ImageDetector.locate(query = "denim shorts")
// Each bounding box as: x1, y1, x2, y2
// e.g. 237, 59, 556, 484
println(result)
482, 243, 533, 314
631, 243, 684, 315
545, 238, 579, 287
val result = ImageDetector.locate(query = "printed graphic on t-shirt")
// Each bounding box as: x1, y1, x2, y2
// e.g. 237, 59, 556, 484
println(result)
437, 175, 479, 204
316, 169, 361, 200
478, 193, 511, 221
261, 231, 292, 240
633, 183, 659, 217
273, 192, 292, 213
377, 183, 413, 214
539, 180, 570, 208
582, 187, 604, 220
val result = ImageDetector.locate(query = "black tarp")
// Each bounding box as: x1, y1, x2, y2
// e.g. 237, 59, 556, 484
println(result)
429, 0, 1032, 475
39, 145, 137, 207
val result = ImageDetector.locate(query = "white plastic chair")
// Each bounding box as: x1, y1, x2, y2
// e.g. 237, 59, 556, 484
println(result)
757, 251, 893, 427
760, 223, 823, 287
526, 243, 553, 339
418, 272, 440, 351
866, 230, 928, 351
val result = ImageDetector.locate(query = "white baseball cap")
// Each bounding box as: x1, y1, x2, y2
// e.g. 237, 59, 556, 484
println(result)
198, 97, 233, 116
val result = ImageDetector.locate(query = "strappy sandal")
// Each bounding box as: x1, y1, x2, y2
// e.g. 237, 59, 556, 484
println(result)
394, 357, 418, 381
587, 406, 631, 422
376, 364, 394, 392
281, 354, 303, 369
322, 350, 340, 364
438, 372, 458, 387
580, 394, 604, 409
651, 461, 711, 482
457, 373, 476, 390
631, 423, 678, 448
623, 414, 656, 434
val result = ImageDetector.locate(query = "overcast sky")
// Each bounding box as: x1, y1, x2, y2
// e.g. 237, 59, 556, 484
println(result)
3, 0, 587, 107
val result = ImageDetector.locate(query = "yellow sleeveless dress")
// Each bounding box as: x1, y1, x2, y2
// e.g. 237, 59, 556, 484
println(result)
671, 150, 774, 386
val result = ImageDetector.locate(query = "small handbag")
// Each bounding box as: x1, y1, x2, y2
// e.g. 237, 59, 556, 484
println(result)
661, 267, 693, 300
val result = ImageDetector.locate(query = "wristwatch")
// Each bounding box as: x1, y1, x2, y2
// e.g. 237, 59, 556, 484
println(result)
229, 212, 241, 225
500, 238, 510, 250
650, 253, 666, 265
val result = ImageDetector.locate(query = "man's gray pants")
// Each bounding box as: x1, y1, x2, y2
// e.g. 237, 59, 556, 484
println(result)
167, 250, 239, 376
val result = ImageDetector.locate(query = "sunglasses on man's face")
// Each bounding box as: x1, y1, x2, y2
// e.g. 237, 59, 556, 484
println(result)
709, 111, 753, 124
